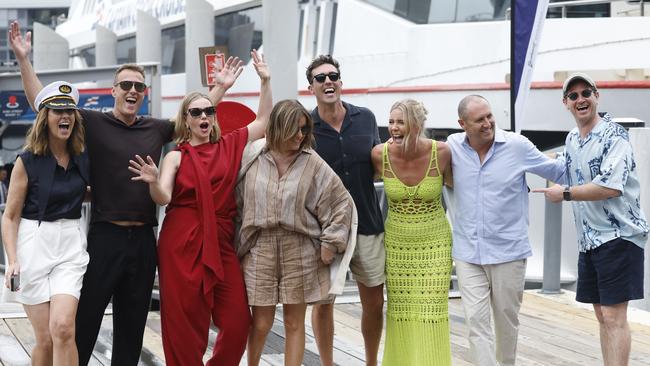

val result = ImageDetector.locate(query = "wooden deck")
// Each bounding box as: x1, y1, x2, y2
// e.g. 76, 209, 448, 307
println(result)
0, 290, 649, 365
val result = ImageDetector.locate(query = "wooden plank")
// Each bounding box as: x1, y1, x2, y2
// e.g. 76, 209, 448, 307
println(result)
522, 293, 650, 362
141, 312, 166, 363
141, 324, 166, 364
268, 312, 327, 366
4, 318, 35, 355
5, 316, 104, 365
0, 320, 30, 366
2, 292, 650, 366
93, 314, 165, 365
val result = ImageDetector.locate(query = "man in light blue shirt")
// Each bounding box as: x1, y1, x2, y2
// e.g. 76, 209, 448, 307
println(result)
535, 73, 647, 366
448, 95, 565, 366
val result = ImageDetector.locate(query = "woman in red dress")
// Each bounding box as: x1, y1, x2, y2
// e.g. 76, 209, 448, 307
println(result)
128, 50, 271, 366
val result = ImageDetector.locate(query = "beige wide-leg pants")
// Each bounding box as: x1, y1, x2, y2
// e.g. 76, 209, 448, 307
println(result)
455, 259, 527, 366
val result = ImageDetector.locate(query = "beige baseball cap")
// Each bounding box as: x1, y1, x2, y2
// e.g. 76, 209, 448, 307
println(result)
562, 72, 597, 96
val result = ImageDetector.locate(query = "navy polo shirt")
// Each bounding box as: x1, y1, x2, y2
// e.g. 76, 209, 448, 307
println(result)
311, 101, 384, 235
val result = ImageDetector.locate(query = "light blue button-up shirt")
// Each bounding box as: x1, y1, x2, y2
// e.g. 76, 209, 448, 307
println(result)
564, 115, 648, 252
448, 129, 566, 265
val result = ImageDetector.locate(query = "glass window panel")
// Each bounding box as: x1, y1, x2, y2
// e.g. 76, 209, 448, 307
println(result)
362, 0, 510, 23
117, 37, 136, 65
547, 0, 609, 18
80, 47, 96, 67
428, 1, 456, 24
161, 25, 185, 74
215, 6, 263, 64
456, 0, 498, 22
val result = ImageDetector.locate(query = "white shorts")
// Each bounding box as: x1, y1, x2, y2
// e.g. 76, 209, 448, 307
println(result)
2, 218, 89, 305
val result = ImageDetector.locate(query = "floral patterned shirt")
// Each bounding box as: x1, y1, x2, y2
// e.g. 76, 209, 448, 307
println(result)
564, 114, 648, 252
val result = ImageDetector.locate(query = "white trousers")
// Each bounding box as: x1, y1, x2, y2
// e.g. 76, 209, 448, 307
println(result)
455, 259, 527, 366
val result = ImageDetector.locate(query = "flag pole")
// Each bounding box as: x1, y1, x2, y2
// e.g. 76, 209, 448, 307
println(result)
510, 3, 516, 132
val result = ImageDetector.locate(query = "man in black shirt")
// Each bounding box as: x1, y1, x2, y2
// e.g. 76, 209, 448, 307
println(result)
9, 20, 242, 365
307, 55, 386, 366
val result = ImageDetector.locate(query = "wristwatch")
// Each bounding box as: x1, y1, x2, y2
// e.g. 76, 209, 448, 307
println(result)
563, 186, 572, 201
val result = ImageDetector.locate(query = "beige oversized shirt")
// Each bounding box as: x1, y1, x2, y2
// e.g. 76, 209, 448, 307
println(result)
237, 145, 353, 259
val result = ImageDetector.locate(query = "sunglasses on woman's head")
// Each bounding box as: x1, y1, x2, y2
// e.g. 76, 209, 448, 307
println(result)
566, 89, 594, 101
187, 106, 216, 118
115, 81, 147, 92
312, 72, 340, 83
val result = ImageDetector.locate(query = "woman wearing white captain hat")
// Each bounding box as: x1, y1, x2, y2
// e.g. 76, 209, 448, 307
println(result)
2, 81, 90, 366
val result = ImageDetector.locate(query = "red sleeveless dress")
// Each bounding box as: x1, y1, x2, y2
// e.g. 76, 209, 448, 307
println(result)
157, 128, 251, 366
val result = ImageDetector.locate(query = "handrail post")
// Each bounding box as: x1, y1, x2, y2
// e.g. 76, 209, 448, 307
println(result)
541, 197, 563, 294
642, 0, 645, 17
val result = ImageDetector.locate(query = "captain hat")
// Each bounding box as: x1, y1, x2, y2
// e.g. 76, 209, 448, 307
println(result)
34, 81, 80, 112
562, 72, 597, 96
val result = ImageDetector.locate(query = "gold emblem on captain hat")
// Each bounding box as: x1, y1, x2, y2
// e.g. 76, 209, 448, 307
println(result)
59, 84, 72, 94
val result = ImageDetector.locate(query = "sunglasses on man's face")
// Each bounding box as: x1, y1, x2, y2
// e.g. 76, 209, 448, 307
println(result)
115, 80, 147, 93
312, 72, 340, 83
566, 88, 594, 101
187, 106, 216, 118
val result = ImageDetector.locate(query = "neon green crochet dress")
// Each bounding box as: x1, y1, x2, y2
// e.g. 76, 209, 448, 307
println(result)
381, 141, 452, 366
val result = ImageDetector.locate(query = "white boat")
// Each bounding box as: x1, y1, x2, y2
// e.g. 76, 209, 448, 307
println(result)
1, 0, 649, 310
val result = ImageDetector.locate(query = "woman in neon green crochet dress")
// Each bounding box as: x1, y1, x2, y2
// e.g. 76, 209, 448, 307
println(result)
371, 99, 453, 365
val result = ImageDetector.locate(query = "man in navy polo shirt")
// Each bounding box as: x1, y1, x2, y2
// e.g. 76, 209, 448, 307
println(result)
306, 55, 385, 366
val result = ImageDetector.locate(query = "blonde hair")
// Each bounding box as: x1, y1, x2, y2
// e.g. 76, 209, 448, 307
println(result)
390, 99, 427, 152
173, 92, 220, 144
266, 100, 314, 152
24, 108, 85, 156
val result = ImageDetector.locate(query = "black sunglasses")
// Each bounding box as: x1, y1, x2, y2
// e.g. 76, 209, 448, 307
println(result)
115, 81, 147, 92
566, 88, 594, 101
312, 72, 340, 83
187, 106, 216, 118
50, 109, 76, 115
299, 125, 310, 135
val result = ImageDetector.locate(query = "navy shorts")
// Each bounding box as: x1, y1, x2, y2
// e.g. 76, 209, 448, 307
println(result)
576, 237, 645, 305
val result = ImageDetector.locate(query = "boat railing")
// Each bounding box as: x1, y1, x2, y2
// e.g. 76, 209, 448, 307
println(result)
507, 0, 646, 19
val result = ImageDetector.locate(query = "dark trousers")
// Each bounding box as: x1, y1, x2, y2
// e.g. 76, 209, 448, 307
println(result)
76, 222, 157, 366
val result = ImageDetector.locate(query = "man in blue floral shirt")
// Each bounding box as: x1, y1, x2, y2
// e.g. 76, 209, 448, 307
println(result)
535, 73, 647, 366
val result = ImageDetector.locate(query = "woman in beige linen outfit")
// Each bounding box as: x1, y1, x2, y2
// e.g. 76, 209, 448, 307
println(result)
236, 99, 355, 366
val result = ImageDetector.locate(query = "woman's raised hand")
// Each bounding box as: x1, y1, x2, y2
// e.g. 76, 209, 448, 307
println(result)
128, 155, 159, 184
251, 49, 270, 82
214, 56, 244, 90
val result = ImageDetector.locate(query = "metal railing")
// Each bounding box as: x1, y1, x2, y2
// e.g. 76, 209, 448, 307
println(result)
550, 0, 646, 18
507, 0, 647, 19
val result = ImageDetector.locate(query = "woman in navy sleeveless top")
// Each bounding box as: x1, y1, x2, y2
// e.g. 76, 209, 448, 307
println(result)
2, 81, 89, 366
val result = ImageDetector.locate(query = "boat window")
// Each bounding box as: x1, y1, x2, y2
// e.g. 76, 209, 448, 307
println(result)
162, 25, 185, 74
214, 6, 263, 65
80, 47, 96, 67
117, 36, 136, 65
362, 0, 511, 24
0, 8, 67, 72
547, 0, 610, 18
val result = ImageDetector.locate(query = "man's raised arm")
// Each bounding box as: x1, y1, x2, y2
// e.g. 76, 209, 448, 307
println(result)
8, 21, 43, 111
